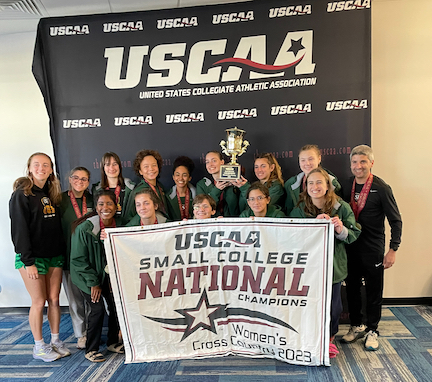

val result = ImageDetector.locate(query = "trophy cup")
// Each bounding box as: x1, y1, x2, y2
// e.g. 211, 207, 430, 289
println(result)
219, 127, 249, 180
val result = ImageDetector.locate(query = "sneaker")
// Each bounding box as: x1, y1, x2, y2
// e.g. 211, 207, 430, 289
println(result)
77, 336, 86, 349
33, 344, 61, 362
364, 330, 379, 351
341, 324, 366, 343
51, 340, 71, 357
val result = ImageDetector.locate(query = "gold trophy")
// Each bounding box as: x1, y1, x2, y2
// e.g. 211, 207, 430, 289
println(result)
219, 127, 249, 180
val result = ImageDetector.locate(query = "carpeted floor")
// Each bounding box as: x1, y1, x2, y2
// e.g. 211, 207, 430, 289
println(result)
1, 306, 431, 381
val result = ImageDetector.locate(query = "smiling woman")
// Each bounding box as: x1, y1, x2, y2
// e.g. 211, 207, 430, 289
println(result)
70, 190, 124, 362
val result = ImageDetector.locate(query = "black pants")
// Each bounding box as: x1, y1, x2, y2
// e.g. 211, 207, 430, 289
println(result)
345, 251, 384, 332
81, 277, 120, 353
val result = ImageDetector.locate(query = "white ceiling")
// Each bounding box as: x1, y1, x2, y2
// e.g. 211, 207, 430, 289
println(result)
0, 0, 250, 34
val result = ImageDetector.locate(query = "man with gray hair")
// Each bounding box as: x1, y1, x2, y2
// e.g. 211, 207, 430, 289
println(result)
341, 144, 402, 351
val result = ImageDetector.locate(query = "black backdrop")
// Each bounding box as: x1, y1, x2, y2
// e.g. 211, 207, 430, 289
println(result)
32, 0, 371, 188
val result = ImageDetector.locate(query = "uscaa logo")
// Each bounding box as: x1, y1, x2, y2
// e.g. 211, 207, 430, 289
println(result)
166, 112, 204, 123
271, 104, 312, 115
326, 99, 368, 111
157, 17, 198, 29
212, 11, 254, 24
269, 5, 312, 18
50, 25, 89, 36
327, 0, 370, 12
218, 108, 257, 120
103, 21, 143, 33
63, 118, 101, 128
114, 116, 153, 126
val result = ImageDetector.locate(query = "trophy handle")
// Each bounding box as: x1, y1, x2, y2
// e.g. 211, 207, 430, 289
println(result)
238, 140, 250, 157
220, 140, 229, 157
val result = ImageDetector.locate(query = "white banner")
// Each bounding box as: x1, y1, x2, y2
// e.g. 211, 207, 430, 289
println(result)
105, 218, 334, 366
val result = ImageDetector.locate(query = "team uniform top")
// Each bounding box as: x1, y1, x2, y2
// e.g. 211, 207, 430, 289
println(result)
290, 199, 361, 283
124, 179, 169, 222
59, 190, 94, 271
341, 175, 402, 255
196, 177, 239, 217
285, 170, 341, 215
9, 184, 65, 266
238, 180, 286, 212
126, 211, 168, 227
70, 214, 122, 295
239, 204, 286, 218
91, 178, 135, 219
166, 184, 197, 221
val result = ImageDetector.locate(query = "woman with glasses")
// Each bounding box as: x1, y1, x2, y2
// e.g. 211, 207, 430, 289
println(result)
239, 182, 285, 218
60, 167, 93, 350
192, 194, 217, 219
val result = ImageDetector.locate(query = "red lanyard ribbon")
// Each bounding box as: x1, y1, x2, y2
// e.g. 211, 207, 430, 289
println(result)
176, 187, 190, 219
144, 180, 166, 214
68, 191, 87, 218
350, 173, 373, 220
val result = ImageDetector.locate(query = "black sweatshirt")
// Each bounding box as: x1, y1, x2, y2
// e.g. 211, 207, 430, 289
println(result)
9, 184, 65, 266
342, 175, 402, 256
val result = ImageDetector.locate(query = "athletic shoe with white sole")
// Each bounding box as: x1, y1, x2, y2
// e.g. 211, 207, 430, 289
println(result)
33, 344, 61, 362
364, 330, 379, 351
341, 324, 366, 343
51, 340, 71, 357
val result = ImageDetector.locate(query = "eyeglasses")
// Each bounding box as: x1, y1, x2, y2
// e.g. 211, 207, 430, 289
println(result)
247, 196, 267, 202
193, 204, 212, 210
70, 175, 89, 183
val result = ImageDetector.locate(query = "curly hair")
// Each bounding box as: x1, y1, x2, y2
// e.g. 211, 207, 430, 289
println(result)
133, 149, 163, 177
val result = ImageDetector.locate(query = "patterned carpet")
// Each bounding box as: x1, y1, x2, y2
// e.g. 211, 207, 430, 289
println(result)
1, 306, 431, 382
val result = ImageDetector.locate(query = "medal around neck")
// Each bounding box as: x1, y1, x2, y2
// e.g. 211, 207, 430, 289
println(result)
219, 127, 249, 180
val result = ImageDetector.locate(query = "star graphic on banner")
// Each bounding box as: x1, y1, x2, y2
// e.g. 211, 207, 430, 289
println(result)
175, 290, 227, 340
288, 38, 305, 56
250, 233, 258, 242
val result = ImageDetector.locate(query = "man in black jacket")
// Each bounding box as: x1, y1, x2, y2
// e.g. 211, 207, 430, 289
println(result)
341, 145, 402, 351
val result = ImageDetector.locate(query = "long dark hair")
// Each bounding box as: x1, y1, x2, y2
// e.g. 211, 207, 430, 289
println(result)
100, 152, 125, 189
298, 168, 338, 216
255, 153, 283, 186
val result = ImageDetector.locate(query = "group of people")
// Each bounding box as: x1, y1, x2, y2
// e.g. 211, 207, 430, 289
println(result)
9, 143, 402, 363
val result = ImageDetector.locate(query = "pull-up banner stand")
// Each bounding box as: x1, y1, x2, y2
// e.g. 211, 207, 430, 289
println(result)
104, 218, 334, 366
32, 0, 371, 187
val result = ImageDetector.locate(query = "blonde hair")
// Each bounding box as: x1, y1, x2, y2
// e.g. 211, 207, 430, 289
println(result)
13, 152, 62, 205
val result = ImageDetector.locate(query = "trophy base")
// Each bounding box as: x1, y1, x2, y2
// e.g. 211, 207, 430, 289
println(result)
219, 164, 241, 180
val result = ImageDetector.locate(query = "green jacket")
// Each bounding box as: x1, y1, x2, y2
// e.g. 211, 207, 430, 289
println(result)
124, 179, 169, 222
70, 214, 122, 295
289, 199, 360, 283
166, 185, 196, 221
284, 170, 341, 215
238, 180, 286, 212
59, 191, 94, 270
196, 177, 239, 217
126, 211, 168, 227
239, 204, 286, 218
91, 178, 135, 220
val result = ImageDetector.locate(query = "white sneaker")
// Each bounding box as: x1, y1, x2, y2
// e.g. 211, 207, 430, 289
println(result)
364, 330, 379, 351
33, 344, 61, 362
51, 340, 71, 357
341, 324, 366, 343
77, 336, 86, 349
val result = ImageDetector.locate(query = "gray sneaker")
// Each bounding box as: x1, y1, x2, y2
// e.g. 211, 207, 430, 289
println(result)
364, 330, 379, 351
341, 324, 366, 343
51, 340, 71, 357
33, 344, 61, 362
